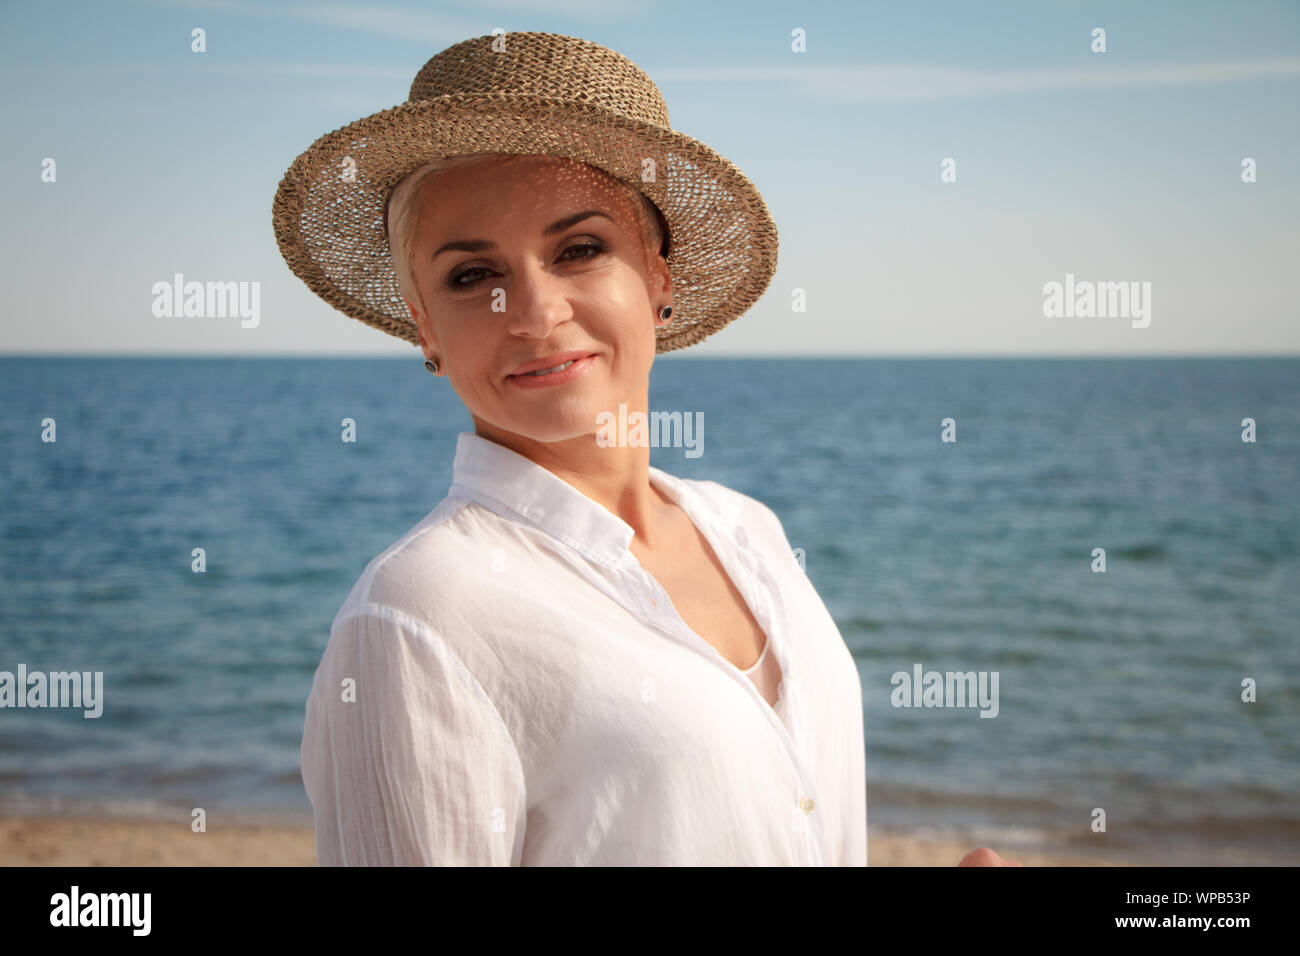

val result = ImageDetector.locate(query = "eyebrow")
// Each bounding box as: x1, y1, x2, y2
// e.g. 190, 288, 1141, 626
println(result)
431, 210, 615, 260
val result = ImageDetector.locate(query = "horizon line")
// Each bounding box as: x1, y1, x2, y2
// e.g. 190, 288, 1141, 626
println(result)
2, 352, 1297, 361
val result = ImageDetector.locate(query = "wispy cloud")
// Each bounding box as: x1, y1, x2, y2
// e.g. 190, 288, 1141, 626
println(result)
652, 57, 1300, 102
150, 0, 476, 43
189, 53, 1300, 98
152, 0, 634, 43
208, 62, 413, 80
463, 0, 639, 16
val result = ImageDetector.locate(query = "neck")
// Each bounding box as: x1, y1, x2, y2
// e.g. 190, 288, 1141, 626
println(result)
472, 409, 672, 549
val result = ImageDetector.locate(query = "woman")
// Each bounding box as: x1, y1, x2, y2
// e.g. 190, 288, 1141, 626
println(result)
275, 32, 1014, 866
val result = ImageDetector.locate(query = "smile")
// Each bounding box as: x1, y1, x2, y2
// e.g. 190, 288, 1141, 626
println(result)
507, 354, 597, 389
524, 360, 575, 375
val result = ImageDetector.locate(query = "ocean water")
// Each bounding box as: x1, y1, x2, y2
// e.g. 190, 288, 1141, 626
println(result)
1, 356, 1297, 863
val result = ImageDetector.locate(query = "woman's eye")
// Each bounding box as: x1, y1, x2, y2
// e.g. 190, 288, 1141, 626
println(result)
446, 241, 606, 289
447, 265, 489, 288
560, 240, 606, 261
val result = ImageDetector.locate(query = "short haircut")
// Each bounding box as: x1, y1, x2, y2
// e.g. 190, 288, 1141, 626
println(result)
384, 153, 670, 317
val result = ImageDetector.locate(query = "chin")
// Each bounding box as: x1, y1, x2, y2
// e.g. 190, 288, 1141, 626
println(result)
501, 414, 600, 446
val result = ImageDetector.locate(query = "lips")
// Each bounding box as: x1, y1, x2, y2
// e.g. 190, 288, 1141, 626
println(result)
507, 350, 596, 378
505, 353, 597, 389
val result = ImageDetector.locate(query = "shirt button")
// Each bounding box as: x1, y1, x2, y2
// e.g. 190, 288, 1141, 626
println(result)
799, 796, 815, 814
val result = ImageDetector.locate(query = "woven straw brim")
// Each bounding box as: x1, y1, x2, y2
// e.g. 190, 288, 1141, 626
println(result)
272, 93, 779, 352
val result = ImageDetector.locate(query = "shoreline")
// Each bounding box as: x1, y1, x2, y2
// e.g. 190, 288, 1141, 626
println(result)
0, 813, 1182, 866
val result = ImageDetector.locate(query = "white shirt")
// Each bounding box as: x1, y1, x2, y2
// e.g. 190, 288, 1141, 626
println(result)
301, 431, 867, 866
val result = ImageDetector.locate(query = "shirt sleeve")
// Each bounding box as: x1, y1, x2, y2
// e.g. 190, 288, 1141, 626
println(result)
301, 602, 527, 866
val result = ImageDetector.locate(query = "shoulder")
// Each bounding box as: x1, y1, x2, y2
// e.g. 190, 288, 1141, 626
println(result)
329, 492, 526, 638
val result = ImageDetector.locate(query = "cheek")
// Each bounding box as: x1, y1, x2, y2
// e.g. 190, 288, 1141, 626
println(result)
443, 326, 491, 378
593, 270, 654, 331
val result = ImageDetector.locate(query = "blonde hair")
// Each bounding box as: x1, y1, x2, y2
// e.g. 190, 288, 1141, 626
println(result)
384, 153, 669, 316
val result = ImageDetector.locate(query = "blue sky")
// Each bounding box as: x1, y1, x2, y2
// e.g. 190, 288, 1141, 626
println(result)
1, 0, 1296, 356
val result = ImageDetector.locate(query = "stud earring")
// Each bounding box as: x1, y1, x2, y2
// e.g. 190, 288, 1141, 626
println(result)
424, 358, 439, 374
659, 306, 673, 322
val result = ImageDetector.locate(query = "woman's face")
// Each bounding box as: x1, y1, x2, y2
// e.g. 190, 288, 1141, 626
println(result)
402, 154, 672, 447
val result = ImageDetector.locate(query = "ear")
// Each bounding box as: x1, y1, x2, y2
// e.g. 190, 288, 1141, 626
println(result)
406, 295, 436, 355
649, 250, 673, 303
653, 261, 673, 326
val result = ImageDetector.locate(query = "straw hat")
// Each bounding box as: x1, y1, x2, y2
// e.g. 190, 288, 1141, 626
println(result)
271, 31, 778, 353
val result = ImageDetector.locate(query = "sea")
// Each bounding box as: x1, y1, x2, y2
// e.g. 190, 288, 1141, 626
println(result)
1, 356, 1297, 864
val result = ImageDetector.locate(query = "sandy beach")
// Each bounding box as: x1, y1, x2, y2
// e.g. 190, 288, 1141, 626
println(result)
0, 815, 1155, 866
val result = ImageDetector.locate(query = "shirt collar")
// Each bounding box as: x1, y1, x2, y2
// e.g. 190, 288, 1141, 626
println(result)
447, 430, 688, 570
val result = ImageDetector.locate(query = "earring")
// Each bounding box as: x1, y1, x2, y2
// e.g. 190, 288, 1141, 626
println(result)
424, 358, 439, 374
659, 306, 673, 322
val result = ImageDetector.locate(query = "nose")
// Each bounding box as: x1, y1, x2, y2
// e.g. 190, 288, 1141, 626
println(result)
502, 255, 575, 340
